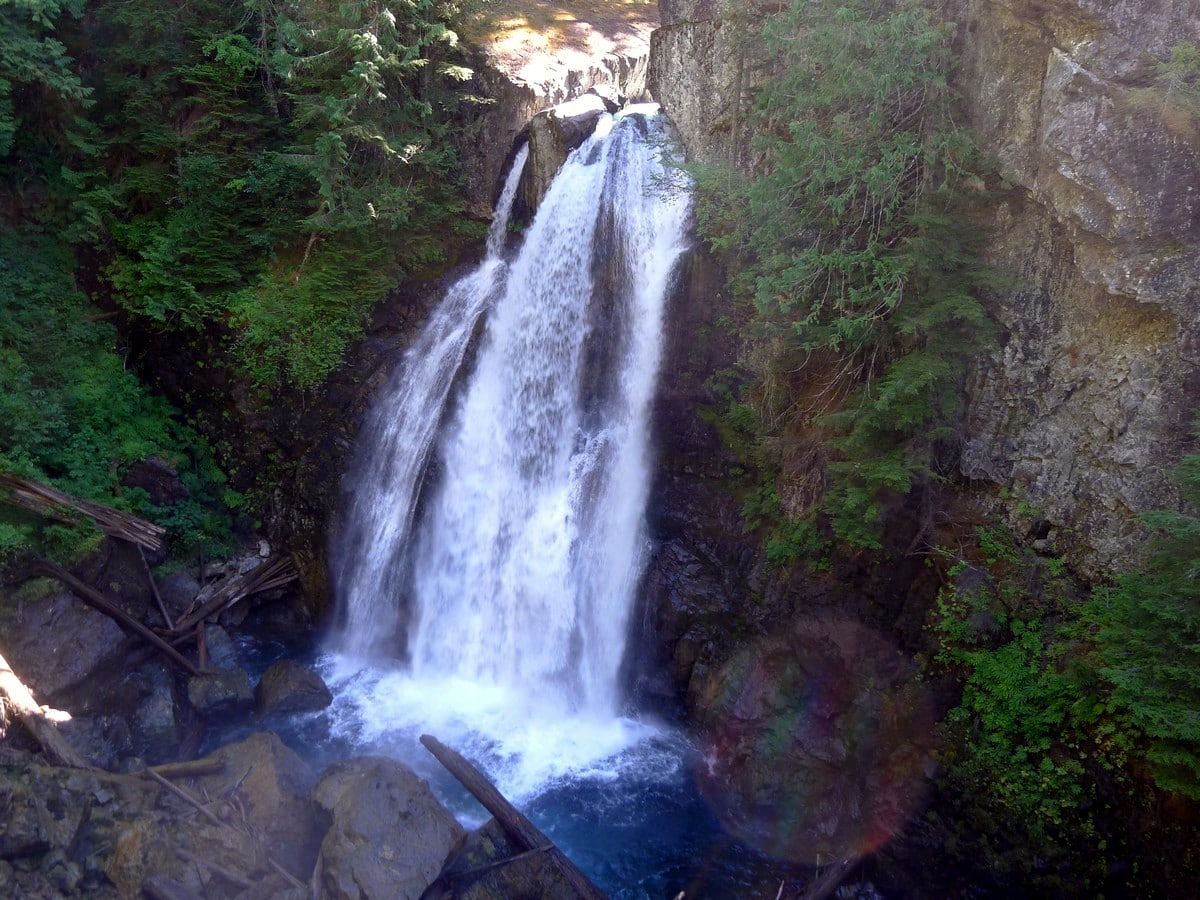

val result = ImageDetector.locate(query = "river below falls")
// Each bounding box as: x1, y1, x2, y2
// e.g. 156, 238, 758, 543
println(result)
200, 637, 884, 899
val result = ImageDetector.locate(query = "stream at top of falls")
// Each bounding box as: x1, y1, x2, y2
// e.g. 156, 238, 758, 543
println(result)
230, 105, 847, 898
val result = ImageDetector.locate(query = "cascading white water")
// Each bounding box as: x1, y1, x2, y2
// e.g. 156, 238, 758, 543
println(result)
328, 106, 691, 800
331, 144, 529, 657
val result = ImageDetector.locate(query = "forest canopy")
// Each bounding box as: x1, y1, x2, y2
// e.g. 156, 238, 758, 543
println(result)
1, 0, 479, 561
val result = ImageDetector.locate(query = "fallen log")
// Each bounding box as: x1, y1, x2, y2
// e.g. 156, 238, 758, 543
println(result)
0, 472, 165, 552
0, 649, 91, 769
31, 560, 199, 676
797, 860, 856, 900
419, 734, 607, 900
172, 555, 298, 635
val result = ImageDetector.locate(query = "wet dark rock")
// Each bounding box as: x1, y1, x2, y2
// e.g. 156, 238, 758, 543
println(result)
313, 756, 465, 900
186, 668, 253, 716
132, 665, 179, 753
0, 588, 125, 700
202, 624, 240, 670
159, 570, 201, 620
122, 454, 190, 507
256, 660, 333, 716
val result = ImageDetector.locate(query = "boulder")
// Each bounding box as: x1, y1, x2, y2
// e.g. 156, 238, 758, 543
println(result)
521, 93, 610, 216
159, 570, 201, 620
256, 660, 333, 716
0, 588, 125, 699
313, 756, 465, 900
132, 664, 179, 754
186, 668, 253, 716
202, 624, 240, 670
187, 732, 324, 879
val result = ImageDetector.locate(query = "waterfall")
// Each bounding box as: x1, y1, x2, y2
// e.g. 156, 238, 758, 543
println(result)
331, 144, 529, 657
330, 106, 691, 797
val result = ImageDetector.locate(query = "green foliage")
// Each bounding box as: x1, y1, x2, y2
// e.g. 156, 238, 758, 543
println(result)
0, 1, 88, 153
79, 0, 474, 390
930, 527, 1125, 887
1153, 41, 1200, 117
1087, 433, 1200, 799
231, 238, 392, 389
692, 0, 996, 549
0, 228, 236, 562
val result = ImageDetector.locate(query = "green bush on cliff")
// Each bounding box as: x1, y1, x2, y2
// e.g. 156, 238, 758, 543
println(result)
80, 0, 473, 389
0, 229, 236, 563
692, 0, 997, 549
1087, 436, 1200, 799
930, 529, 1124, 889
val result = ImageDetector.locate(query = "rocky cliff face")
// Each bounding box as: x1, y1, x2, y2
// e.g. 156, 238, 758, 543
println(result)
455, 10, 656, 218
951, 0, 1200, 576
650, 0, 1200, 577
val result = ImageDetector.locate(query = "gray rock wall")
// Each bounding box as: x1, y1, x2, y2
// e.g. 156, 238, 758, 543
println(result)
952, 0, 1200, 575
456, 48, 651, 219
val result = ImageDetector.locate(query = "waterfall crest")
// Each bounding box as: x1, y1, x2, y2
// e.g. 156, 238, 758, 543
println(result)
330, 107, 690, 796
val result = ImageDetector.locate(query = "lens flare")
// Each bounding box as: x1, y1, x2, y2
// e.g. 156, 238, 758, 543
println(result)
694, 617, 934, 865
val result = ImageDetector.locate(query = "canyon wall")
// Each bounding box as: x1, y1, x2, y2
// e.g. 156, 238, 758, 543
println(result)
650, 0, 1200, 577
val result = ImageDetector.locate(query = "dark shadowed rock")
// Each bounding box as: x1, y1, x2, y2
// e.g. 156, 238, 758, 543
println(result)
202, 624, 240, 670
159, 570, 201, 620
186, 668, 253, 715
132, 664, 179, 754
122, 455, 190, 507
521, 93, 610, 216
314, 756, 465, 900
0, 588, 125, 700
256, 659, 333, 715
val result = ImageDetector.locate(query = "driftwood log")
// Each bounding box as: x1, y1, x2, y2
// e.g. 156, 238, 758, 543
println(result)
0, 472, 165, 552
420, 734, 607, 900
172, 555, 298, 636
0, 650, 91, 768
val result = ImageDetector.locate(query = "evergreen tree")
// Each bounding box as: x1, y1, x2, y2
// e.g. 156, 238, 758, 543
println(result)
693, 0, 996, 549
1088, 438, 1200, 798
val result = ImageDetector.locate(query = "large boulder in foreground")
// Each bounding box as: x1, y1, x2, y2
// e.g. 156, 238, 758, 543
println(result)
187, 731, 324, 879
313, 756, 464, 900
